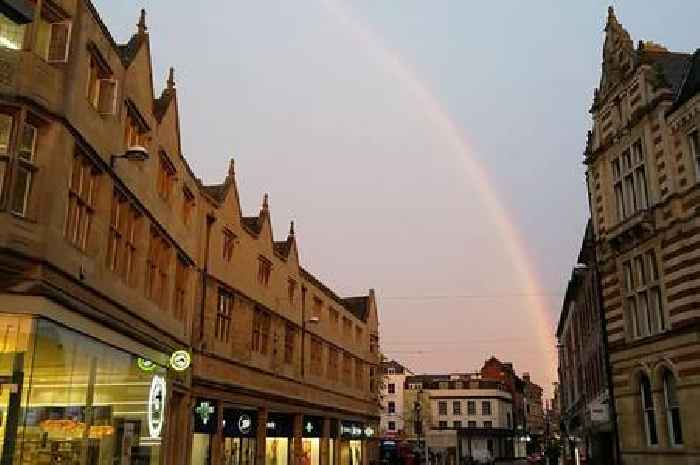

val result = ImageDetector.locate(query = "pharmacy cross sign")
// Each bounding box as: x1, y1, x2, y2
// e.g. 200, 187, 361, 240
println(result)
196, 401, 215, 425
305, 421, 314, 434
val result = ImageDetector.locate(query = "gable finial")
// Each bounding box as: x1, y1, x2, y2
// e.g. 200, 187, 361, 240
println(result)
167, 67, 175, 90
137, 9, 147, 35
228, 158, 235, 177
289, 220, 295, 237
607, 5, 616, 22
262, 193, 269, 211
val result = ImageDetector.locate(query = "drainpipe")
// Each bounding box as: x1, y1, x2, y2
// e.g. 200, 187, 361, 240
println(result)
586, 171, 621, 465
199, 213, 216, 345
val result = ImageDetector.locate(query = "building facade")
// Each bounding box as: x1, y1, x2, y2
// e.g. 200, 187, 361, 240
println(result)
557, 222, 615, 465
380, 360, 413, 438
583, 7, 700, 465
522, 373, 545, 447
0, 2, 381, 465
402, 374, 515, 465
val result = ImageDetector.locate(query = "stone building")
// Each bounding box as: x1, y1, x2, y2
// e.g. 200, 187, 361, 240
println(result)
0, 2, 381, 465
522, 373, 545, 447
583, 7, 700, 465
557, 222, 615, 465
402, 374, 515, 464
380, 359, 413, 438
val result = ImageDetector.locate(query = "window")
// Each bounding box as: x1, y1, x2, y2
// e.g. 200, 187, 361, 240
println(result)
34, 8, 72, 62
623, 250, 665, 339
343, 317, 352, 338
640, 374, 658, 446
612, 140, 649, 221
330, 307, 340, 329
312, 297, 323, 319
0, 113, 12, 198
215, 288, 234, 342
663, 370, 683, 445
327, 347, 339, 381
0, 13, 26, 50
453, 401, 461, 415
370, 335, 378, 354
288, 278, 296, 303
11, 123, 37, 216
482, 401, 492, 416
690, 129, 700, 179
222, 228, 235, 262
438, 401, 447, 416
453, 421, 462, 429
252, 308, 271, 354
507, 412, 512, 428
65, 149, 99, 250
173, 257, 188, 321
284, 324, 295, 364
156, 152, 176, 202
355, 326, 363, 344
342, 352, 352, 383
370, 365, 377, 393
439, 381, 448, 390
438, 421, 447, 428
467, 421, 476, 428
257, 256, 272, 286
354, 358, 364, 389
182, 187, 195, 225
388, 421, 396, 432
483, 421, 492, 429
86, 50, 116, 114
310, 337, 323, 376
388, 402, 396, 414
107, 189, 141, 286
388, 383, 396, 394
124, 106, 147, 147
467, 401, 476, 415
145, 228, 172, 308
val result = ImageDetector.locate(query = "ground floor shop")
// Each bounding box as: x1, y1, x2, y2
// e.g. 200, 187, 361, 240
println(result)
0, 312, 177, 465
458, 429, 516, 463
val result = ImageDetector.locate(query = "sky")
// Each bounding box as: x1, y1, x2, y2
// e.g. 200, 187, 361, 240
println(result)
93, 1, 699, 397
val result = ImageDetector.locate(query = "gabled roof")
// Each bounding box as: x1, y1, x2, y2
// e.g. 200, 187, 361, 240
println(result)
273, 239, 292, 257
117, 33, 144, 66
641, 49, 692, 95
669, 49, 700, 115
241, 216, 262, 235
343, 296, 370, 321
202, 184, 227, 203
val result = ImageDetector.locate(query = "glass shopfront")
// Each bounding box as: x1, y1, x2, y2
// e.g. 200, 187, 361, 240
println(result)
192, 399, 218, 465
265, 413, 292, 465
301, 416, 322, 465
0, 315, 168, 465
224, 409, 257, 465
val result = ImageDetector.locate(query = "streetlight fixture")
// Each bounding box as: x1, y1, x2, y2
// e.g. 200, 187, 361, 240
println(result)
110, 145, 149, 168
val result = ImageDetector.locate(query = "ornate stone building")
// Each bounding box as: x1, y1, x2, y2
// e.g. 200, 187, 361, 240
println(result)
0, 1, 381, 465
584, 7, 700, 465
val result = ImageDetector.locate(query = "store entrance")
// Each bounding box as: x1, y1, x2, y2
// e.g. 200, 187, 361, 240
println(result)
224, 438, 256, 465
0, 353, 23, 465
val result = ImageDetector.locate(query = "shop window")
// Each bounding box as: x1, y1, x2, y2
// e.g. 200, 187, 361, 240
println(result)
342, 352, 352, 383
156, 152, 176, 202
10, 122, 37, 216
86, 45, 117, 114
65, 148, 99, 250
107, 189, 141, 286
173, 256, 189, 321
310, 337, 323, 376
216, 288, 234, 342
222, 228, 236, 262
257, 256, 272, 286
145, 228, 172, 308
640, 374, 658, 446
182, 186, 195, 225
0, 13, 25, 50
252, 308, 271, 355
327, 347, 339, 381
663, 370, 683, 446
287, 278, 296, 303
124, 103, 149, 148
225, 437, 256, 465
284, 324, 295, 364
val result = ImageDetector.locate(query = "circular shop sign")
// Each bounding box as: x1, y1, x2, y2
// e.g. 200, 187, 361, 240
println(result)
170, 350, 191, 371
148, 375, 167, 439
238, 414, 252, 434
137, 358, 156, 372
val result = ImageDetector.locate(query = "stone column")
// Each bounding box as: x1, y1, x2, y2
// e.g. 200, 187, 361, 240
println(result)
256, 407, 269, 465
320, 418, 331, 465
293, 414, 304, 465
211, 400, 224, 465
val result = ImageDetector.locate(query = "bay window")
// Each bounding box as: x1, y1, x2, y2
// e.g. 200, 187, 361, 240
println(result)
10, 122, 36, 216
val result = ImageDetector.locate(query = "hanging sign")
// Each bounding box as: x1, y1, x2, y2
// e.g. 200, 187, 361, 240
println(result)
137, 358, 157, 372
340, 421, 365, 438
303, 416, 323, 438
194, 399, 218, 433
223, 409, 257, 438
170, 350, 191, 371
148, 375, 166, 439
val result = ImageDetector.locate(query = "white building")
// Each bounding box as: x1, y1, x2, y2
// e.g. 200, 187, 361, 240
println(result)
380, 360, 413, 437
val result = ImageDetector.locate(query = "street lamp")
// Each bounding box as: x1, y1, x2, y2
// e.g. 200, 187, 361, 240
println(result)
110, 145, 149, 168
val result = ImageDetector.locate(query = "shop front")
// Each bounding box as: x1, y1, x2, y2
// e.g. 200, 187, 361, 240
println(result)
0, 314, 170, 465
301, 416, 322, 465
224, 408, 258, 465
192, 398, 218, 465
266, 413, 292, 465
339, 421, 376, 465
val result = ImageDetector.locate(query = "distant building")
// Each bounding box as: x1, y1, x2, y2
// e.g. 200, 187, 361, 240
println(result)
522, 373, 545, 441
403, 373, 515, 464
557, 222, 615, 465
380, 360, 414, 437
582, 6, 700, 464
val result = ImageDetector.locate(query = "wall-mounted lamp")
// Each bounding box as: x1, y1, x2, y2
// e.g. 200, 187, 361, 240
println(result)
111, 145, 149, 168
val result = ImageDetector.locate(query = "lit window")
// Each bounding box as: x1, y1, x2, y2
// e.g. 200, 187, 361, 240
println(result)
0, 13, 25, 50
65, 149, 99, 250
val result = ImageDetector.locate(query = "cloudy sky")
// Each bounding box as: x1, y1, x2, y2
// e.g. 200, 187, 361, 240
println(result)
94, 1, 699, 395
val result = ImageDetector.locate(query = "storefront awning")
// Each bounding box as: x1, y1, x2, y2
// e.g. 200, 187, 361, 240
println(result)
0, 0, 34, 24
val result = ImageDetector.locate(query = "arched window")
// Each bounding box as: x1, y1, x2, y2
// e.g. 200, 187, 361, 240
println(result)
640, 374, 658, 445
663, 370, 683, 445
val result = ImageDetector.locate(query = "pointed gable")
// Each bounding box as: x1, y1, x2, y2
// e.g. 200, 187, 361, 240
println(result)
599, 7, 635, 98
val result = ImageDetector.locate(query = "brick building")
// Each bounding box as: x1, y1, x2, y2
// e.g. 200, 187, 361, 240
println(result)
583, 7, 700, 465
0, 2, 380, 465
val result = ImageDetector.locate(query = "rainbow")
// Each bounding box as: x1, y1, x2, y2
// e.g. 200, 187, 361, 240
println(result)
320, 0, 557, 393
